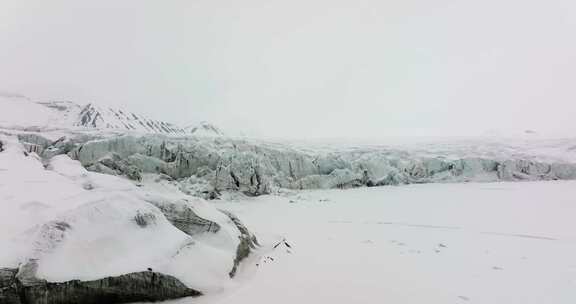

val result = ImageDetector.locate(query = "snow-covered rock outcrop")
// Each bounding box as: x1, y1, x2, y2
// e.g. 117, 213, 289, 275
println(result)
0, 135, 260, 303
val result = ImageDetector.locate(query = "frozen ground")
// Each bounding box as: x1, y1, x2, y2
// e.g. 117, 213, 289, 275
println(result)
168, 181, 576, 304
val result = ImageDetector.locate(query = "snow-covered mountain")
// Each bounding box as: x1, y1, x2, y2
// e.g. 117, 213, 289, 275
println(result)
184, 121, 225, 137
74, 103, 187, 135
0, 94, 222, 137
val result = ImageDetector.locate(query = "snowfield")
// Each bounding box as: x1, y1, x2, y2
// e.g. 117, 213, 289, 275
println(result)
189, 181, 576, 304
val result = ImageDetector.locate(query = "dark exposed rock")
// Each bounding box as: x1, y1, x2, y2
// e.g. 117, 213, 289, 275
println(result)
150, 199, 220, 235
26, 272, 200, 304
202, 189, 221, 200
220, 210, 259, 278
133, 212, 157, 228
185, 122, 224, 137
1, 266, 201, 304
0, 268, 20, 304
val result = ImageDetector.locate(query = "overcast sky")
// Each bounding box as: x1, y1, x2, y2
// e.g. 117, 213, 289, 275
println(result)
1, 0, 575, 139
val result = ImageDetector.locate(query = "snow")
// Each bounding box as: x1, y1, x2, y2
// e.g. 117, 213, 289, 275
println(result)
3, 93, 576, 303
0, 136, 87, 253
165, 181, 576, 304
0, 94, 222, 136
0, 95, 61, 129
0, 134, 249, 294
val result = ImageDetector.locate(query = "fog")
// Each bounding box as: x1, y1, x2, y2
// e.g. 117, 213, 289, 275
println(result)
1, 0, 575, 139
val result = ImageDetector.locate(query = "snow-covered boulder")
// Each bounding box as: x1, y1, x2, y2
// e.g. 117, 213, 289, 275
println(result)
0, 136, 260, 303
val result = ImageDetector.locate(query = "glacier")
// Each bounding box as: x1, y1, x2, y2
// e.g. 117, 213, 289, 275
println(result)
58, 134, 576, 197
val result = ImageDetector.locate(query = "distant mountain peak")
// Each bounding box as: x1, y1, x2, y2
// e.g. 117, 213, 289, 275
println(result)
0, 94, 223, 136
184, 121, 224, 137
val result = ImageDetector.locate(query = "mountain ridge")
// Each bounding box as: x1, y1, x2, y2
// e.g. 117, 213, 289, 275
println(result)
0, 94, 223, 137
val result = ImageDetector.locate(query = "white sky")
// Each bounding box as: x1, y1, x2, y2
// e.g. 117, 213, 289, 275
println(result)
1, 0, 575, 139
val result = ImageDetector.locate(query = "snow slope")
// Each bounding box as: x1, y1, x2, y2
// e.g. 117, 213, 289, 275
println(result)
0, 94, 63, 130
186, 182, 576, 304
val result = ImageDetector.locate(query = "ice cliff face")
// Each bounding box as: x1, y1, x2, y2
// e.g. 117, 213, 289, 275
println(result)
48, 134, 576, 197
